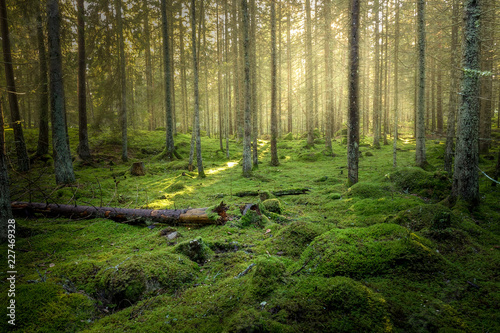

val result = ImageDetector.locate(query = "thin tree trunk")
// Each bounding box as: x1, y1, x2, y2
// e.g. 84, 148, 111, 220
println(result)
36, 6, 49, 157
217, 4, 223, 151
436, 46, 444, 134
347, 0, 360, 186
224, 0, 230, 157
161, 0, 175, 159
241, 0, 252, 177
451, 0, 481, 207
145, 3, 154, 131
77, 0, 91, 160
0, 99, 12, 243
324, 0, 333, 152
287, 1, 292, 134
305, 0, 314, 146
479, 0, 493, 154
250, 0, 258, 167
270, 0, 279, 167
415, 0, 427, 167
47, 0, 75, 184
372, 0, 380, 149
115, 0, 128, 162
0, 0, 29, 172
232, 0, 241, 140
393, 0, 400, 168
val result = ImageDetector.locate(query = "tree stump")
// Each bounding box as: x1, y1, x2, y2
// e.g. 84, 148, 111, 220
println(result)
130, 162, 146, 176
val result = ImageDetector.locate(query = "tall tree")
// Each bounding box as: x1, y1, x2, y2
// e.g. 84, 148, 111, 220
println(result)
305, 0, 314, 146
250, 0, 258, 167
144, 1, 154, 131
270, 0, 279, 167
444, 0, 460, 174
415, 0, 427, 167
286, 1, 292, 134
241, 0, 252, 177
115, 0, 128, 162
372, 0, 381, 149
35, 5, 49, 157
77, 0, 91, 160
0, 99, 12, 243
47, 0, 75, 184
190, 0, 205, 178
393, 0, 400, 168
324, 0, 333, 152
347, 0, 360, 186
451, 0, 481, 207
0, 0, 30, 172
161, 0, 175, 159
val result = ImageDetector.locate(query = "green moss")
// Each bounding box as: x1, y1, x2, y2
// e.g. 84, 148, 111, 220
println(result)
295, 223, 445, 278
272, 276, 393, 332
262, 199, 282, 214
175, 237, 212, 264
388, 167, 451, 200
282, 132, 294, 140
347, 181, 392, 199
238, 210, 270, 228
166, 181, 186, 192
297, 151, 322, 162
248, 256, 286, 297
261, 221, 325, 257
328, 192, 342, 200
391, 204, 455, 231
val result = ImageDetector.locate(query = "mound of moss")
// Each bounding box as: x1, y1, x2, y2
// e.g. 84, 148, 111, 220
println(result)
272, 276, 393, 332
298, 151, 322, 162
388, 167, 451, 200
347, 181, 392, 199
248, 256, 286, 297
0, 282, 95, 332
282, 132, 294, 140
391, 204, 455, 231
261, 221, 325, 257
261, 198, 282, 214
295, 223, 445, 279
175, 237, 212, 264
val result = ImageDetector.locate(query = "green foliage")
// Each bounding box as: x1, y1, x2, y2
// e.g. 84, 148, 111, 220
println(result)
388, 167, 451, 200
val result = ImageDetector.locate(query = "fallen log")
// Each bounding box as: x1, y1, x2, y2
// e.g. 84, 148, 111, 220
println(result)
235, 188, 310, 197
11, 201, 228, 226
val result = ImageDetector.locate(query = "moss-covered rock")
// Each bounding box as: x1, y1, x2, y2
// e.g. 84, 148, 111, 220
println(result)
272, 276, 393, 332
388, 167, 451, 200
347, 181, 392, 199
238, 209, 270, 228
328, 192, 342, 200
262, 198, 282, 214
298, 151, 322, 162
391, 204, 455, 231
295, 223, 445, 278
261, 221, 325, 257
282, 132, 294, 140
249, 256, 286, 297
166, 181, 186, 192
175, 237, 212, 264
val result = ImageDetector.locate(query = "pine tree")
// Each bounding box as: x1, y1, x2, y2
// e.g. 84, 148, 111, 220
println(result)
270, 0, 279, 167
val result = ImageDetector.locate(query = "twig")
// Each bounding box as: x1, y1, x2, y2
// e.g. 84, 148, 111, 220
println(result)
235, 263, 256, 279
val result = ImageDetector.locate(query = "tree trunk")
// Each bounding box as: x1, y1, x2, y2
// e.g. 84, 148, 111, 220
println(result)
232, 0, 242, 140
0, 101, 12, 243
324, 0, 333, 152
305, 0, 314, 146
47, 0, 75, 184
11, 202, 228, 226
144, 3, 154, 131
190, 0, 205, 178
77, 0, 91, 161
217, 4, 223, 151
444, 0, 459, 174
250, 0, 258, 168
36, 5, 49, 157
372, 0, 380, 149
287, 2, 292, 134
115, 0, 128, 162
393, 0, 400, 168
347, 0, 360, 186
241, 0, 252, 177
436, 48, 444, 134
451, 0, 481, 207
0, 0, 29, 172
415, 0, 427, 168
270, 0, 279, 167
161, 0, 175, 159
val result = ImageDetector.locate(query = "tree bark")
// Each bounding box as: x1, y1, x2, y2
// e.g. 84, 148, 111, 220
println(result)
0, 0, 29, 172
144, 2, 154, 131
11, 202, 228, 226
36, 5, 49, 157
47, 0, 75, 184
115, 0, 128, 162
305, 0, 314, 146
347, 0, 360, 186
415, 0, 427, 168
287, 1, 292, 134
324, 0, 333, 152
270, 0, 279, 167
241, 0, 252, 177
0, 101, 12, 243
250, 0, 259, 168
393, 0, 400, 168
161, 0, 175, 159
77, 0, 91, 160
451, 0, 481, 207
372, 0, 381, 149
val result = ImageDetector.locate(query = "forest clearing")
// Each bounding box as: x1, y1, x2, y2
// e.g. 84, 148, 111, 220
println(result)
1, 0, 500, 331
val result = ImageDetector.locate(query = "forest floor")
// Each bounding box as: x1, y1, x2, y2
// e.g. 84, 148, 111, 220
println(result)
1, 125, 499, 332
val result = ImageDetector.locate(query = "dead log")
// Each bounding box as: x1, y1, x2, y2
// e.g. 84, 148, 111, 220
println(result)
130, 162, 146, 176
235, 188, 310, 197
11, 201, 228, 226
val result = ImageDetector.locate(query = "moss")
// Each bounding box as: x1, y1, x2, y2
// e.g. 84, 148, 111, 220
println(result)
388, 167, 451, 200
166, 181, 186, 192
175, 237, 212, 264
391, 204, 455, 231
295, 223, 445, 279
272, 276, 393, 332
328, 192, 342, 200
249, 256, 286, 297
261, 221, 325, 257
238, 210, 270, 228
262, 199, 282, 214
0, 282, 95, 332
282, 132, 294, 140
297, 151, 322, 162
347, 181, 392, 199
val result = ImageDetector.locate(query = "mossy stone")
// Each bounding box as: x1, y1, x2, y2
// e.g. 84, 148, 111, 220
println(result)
391, 204, 454, 231
348, 182, 391, 199
262, 221, 325, 257
250, 256, 286, 297
328, 193, 342, 200
262, 198, 282, 214
298, 152, 322, 162
239, 210, 269, 228
282, 132, 294, 140
388, 167, 451, 200
175, 237, 212, 264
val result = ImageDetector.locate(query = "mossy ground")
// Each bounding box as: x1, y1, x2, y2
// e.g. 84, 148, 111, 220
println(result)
1, 127, 499, 332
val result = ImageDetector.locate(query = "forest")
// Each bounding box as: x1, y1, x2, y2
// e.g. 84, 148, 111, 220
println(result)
0, 0, 499, 331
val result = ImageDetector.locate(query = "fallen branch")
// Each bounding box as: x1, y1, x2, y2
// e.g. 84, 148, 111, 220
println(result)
235, 188, 310, 197
11, 201, 228, 226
